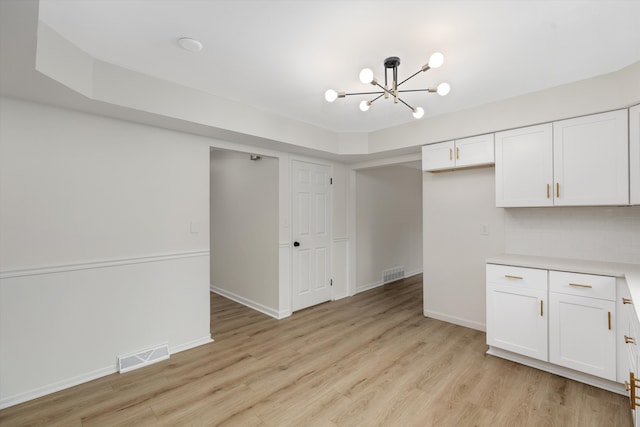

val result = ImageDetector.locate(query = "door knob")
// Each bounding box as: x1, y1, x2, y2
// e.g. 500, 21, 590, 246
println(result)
293, 241, 300, 247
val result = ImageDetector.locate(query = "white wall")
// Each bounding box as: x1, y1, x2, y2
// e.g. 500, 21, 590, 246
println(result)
0, 96, 211, 408
370, 62, 640, 154
505, 206, 640, 264
356, 165, 423, 292
210, 150, 279, 315
423, 167, 505, 331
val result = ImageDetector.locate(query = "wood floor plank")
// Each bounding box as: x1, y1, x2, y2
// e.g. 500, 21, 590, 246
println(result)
0, 275, 632, 426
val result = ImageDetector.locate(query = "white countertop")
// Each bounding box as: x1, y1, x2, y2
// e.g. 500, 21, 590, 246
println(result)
487, 253, 640, 306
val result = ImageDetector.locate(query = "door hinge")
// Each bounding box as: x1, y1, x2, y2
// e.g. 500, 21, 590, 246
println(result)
330, 177, 333, 185
330, 279, 333, 286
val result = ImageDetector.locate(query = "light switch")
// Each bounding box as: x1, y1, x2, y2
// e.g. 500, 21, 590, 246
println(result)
480, 224, 489, 236
190, 221, 200, 234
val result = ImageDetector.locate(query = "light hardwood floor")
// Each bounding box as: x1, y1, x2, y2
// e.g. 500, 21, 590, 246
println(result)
0, 275, 632, 426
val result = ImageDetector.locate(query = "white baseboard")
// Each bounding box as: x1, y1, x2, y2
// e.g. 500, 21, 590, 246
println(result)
170, 335, 214, 354
356, 269, 424, 295
0, 365, 116, 410
356, 280, 384, 293
332, 292, 350, 301
404, 269, 423, 279
210, 285, 288, 319
487, 346, 626, 395
423, 309, 486, 332
0, 335, 213, 410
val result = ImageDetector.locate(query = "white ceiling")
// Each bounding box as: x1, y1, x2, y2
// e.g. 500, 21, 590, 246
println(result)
38, 0, 640, 134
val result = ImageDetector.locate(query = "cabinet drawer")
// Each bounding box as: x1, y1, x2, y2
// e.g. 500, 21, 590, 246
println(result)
549, 271, 615, 301
487, 264, 547, 290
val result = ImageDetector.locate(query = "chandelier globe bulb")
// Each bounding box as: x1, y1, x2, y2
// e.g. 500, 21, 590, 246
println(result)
325, 89, 338, 103
428, 52, 444, 69
436, 82, 450, 96
359, 68, 374, 84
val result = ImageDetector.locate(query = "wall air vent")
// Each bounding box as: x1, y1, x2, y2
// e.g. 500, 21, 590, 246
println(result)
118, 343, 169, 374
383, 266, 405, 284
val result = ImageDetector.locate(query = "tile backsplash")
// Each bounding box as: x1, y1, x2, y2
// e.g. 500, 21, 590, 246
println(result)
505, 206, 640, 264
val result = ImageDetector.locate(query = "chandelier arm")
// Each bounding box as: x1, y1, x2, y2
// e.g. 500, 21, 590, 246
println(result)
397, 97, 416, 112
344, 91, 386, 96
397, 69, 424, 87
368, 93, 385, 104
397, 88, 436, 94
373, 81, 395, 97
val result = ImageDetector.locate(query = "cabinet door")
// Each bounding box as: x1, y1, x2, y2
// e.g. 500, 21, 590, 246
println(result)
630, 105, 640, 205
553, 109, 629, 206
618, 279, 633, 384
549, 292, 616, 380
422, 141, 455, 171
631, 313, 640, 426
455, 134, 494, 168
495, 123, 553, 207
486, 283, 547, 361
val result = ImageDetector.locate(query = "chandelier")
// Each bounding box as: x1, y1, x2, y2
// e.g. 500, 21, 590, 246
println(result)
324, 52, 450, 119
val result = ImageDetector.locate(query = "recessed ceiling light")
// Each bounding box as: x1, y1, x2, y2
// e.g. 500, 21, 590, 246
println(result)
178, 37, 203, 52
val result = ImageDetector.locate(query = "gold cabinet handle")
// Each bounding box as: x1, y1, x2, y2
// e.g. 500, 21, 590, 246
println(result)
608, 312, 611, 330
546, 184, 550, 199
626, 335, 635, 344
630, 372, 639, 409
556, 182, 560, 198
456, 147, 460, 160
449, 148, 452, 161
623, 298, 633, 305
540, 300, 544, 317
569, 283, 592, 288
504, 275, 523, 280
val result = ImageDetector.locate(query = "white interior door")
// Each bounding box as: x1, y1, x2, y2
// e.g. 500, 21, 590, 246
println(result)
292, 160, 332, 311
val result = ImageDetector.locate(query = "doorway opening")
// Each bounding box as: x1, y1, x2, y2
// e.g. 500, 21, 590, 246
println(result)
353, 162, 423, 294
209, 148, 279, 319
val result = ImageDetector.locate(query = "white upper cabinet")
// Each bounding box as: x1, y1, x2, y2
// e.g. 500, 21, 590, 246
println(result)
454, 134, 495, 168
553, 110, 629, 206
422, 134, 494, 172
495, 124, 553, 207
495, 110, 629, 207
422, 140, 454, 171
630, 104, 640, 205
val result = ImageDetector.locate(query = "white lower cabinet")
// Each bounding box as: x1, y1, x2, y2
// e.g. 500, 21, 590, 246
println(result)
486, 265, 547, 360
548, 271, 617, 380
487, 264, 621, 384
487, 284, 547, 361
619, 279, 640, 424
549, 292, 616, 380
